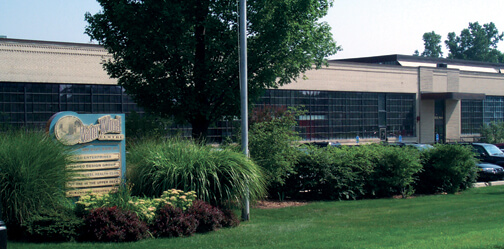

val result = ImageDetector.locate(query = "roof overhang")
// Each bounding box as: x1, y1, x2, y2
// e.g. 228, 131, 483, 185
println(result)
421, 92, 485, 100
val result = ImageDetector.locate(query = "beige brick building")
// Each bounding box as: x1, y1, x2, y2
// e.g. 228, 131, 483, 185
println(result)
2, 38, 504, 144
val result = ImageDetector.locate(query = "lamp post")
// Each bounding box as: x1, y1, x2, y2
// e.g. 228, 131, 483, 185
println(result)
239, 0, 249, 221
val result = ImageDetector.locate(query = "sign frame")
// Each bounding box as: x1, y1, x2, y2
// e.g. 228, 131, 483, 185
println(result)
47, 111, 126, 197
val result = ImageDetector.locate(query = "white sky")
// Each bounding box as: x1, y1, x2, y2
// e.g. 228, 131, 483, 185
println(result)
1, 0, 504, 59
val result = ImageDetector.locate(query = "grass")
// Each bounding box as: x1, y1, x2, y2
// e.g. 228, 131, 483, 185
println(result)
126, 138, 266, 208
0, 129, 73, 226
10, 185, 504, 249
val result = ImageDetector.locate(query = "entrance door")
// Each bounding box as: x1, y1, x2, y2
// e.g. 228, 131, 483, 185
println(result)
434, 100, 445, 143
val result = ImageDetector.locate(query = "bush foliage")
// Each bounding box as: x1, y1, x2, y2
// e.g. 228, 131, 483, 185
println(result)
416, 144, 477, 194
76, 188, 196, 223
23, 206, 83, 242
246, 106, 305, 198
284, 143, 475, 200
149, 204, 199, 238
367, 145, 423, 198
286, 145, 371, 200
186, 200, 224, 233
480, 121, 504, 144
81, 206, 149, 242
0, 129, 74, 226
127, 138, 266, 207
0, 129, 480, 243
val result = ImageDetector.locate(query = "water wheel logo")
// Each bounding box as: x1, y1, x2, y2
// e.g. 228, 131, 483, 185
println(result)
54, 116, 84, 145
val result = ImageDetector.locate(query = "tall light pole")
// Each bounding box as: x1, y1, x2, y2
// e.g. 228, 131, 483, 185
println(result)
239, 0, 249, 221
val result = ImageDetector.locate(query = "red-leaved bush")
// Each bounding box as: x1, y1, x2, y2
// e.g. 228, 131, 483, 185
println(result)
221, 209, 240, 228
149, 204, 199, 237
186, 200, 224, 233
81, 206, 149, 242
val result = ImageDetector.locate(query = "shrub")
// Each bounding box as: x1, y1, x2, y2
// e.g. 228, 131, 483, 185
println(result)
416, 144, 477, 194
0, 129, 73, 226
286, 145, 375, 200
246, 105, 305, 199
81, 206, 149, 242
221, 209, 240, 228
76, 188, 196, 223
367, 145, 423, 198
128, 189, 196, 222
75, 185, 134, 217
23, 206, 83, 242
127, 138, 266, 208
480, 121, 504, 144
149, 205, 198, 238
187, 200, 224, 233
158, 189, 197, 211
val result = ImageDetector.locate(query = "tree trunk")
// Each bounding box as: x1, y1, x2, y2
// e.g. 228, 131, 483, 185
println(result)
190, 116, 211, 142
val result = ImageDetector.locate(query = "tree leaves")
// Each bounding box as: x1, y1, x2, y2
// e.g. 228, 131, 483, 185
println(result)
416, 31, 443, 58
85, 0, 340, 139
445, 22, 504, 62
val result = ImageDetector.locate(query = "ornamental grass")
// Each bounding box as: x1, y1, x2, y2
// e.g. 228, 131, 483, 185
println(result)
0, 129, 74, 226
127, 137, 266, 208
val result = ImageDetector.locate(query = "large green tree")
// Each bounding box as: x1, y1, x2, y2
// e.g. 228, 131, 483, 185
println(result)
445, 22, 504, 62
85, 0, 340, 139
414, 31, 443, 58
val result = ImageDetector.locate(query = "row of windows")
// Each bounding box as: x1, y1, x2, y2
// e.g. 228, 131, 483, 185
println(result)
0, 83, 417, 141
461, 96, 504, 134
0, 83, 143, 128
1, 94, 130, 104
259, 90, 416, 140
0, 84, 124, 95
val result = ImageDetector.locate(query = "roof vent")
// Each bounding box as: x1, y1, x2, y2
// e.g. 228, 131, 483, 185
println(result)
437, 63, 448, 68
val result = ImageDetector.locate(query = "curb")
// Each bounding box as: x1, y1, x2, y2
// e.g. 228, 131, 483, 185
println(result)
474, 180, 504, 188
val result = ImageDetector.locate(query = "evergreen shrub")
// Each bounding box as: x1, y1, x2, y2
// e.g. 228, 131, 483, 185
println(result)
23, 206, 83, 242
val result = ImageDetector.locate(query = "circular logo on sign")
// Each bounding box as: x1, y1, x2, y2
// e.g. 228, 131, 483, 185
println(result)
54, 116, 84, 145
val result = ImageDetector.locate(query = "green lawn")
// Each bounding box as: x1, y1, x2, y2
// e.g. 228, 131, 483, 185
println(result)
10, 185, 504, 249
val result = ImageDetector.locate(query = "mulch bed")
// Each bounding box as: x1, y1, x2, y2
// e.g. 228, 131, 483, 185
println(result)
253, 200, 309, 209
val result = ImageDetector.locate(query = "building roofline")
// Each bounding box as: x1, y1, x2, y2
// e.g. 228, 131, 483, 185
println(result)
0, 37, 102, 48
331, 54, 504, 68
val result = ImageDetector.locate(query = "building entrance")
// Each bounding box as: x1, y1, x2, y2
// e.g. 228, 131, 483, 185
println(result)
434, 100, 445, 143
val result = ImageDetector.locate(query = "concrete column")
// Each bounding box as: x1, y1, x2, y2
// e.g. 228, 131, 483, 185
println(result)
447, 70, 460, 92
445, 99, 461, 142
419, 67, 433, 92
419, 99, 435, 144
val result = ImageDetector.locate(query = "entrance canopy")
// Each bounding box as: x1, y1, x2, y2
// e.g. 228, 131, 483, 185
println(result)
421, 92, 485, 100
